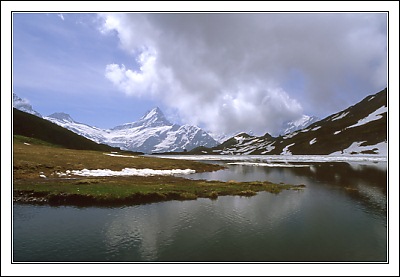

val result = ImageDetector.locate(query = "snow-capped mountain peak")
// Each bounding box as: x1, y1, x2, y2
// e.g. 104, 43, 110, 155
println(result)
13, 93, 42, 118
281, 115, 320, 135
112, 107, 172, 131
47, 112, 76, 123
140, 107, 172, 127
37, 105, 218, 153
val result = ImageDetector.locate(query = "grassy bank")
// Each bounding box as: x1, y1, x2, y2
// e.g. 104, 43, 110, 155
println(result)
13, 136, 305, 206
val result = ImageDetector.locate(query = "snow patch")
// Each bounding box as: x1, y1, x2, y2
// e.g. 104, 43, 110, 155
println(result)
309, 138, 317, 145
234, 136, 246, 143
67, 168, 196, 177
227, 162, 309, 167
23, 143, 31, 146
331, 112, 349, 121
103, 153, 137, 158
347, 106, 386, 129
283, 131, 298, 139
261, 143, 276, 154
330, 141, 386, 156
153, 154, 386, 163
281, 143, 295, 155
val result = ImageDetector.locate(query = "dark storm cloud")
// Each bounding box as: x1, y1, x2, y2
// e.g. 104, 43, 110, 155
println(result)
101, 13, 387, 135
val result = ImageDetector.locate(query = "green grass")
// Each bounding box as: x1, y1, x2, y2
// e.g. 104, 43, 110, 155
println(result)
13, 136, 305, 206
14, 176, 304, 206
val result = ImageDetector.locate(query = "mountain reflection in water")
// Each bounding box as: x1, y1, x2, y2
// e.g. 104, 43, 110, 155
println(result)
187, 161, 387, 221
13, 159, 387, 262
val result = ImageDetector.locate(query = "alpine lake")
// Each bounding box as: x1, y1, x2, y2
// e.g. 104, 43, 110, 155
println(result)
13, 155, 387, 262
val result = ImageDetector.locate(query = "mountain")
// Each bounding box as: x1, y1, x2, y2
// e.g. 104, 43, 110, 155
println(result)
191, 88, 387, 156
45, 113, 107, 144
45, 107, 219, 153
47, 112, 75, 122
207, 115, 318, 142
13, 108, 120, 152
13, 93, 218, 153
13, 93, 42, 118
111, 107, 172, 130
279, 115, 320, 136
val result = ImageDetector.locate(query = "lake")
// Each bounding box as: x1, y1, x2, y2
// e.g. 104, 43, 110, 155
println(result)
13, 155, 387, 262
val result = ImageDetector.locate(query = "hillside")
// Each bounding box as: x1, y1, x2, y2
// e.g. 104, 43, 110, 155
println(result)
13, 108, 122, 152
190, 88, 387, 156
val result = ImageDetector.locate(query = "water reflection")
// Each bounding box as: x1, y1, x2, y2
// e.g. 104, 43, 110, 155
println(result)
102, 191, 306, 261
13, 161, 387, 262
188, 161, 387, 219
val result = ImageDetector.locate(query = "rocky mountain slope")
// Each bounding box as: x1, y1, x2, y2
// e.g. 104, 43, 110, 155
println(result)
191, 88, 387, 156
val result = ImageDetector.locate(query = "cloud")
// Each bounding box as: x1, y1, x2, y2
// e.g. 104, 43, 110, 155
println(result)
57, 13, 64, 21
105, 49, 161, 97
100, 13, 387, 135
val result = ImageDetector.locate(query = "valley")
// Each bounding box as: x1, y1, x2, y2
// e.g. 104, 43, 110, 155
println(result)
12, 87, 387, 207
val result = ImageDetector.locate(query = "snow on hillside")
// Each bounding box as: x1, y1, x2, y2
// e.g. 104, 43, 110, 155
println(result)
153, 154, 386, 163
330, 141, 387, 156
281, 143, 295, 155
347, 106, 386, 129
191, 88, 387, 156
45, 113, 107, 144
331, 111, 349, 121
45, 107, 218, 153
280, 115, 320, 135
13, 93, 42, 117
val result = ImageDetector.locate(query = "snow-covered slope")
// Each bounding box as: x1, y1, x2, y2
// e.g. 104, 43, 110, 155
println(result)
45, 107, 218, 153
45, 113, 107, 144
192, 88, 387, 156
13, 93, 218, 153
13, 93, 42, 118
105, 108, 218, 153
280, 115, 320, 135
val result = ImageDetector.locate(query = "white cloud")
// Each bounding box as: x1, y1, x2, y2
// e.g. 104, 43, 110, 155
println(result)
57, 14, 64, 21
100, 13, 387, 135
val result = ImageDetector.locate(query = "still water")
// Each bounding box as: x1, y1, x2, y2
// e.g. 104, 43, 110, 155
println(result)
13, 158, 387, 262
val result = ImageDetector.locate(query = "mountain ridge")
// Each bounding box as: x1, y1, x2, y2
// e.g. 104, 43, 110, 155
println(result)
189, 88, 387, 156
13, 108, 121, 152
13, 88, 387, 156
13, 93, 42, 118
44, 107, 218, 153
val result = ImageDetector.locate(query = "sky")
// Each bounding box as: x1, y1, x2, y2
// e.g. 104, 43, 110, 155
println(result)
12, 12, 387, 136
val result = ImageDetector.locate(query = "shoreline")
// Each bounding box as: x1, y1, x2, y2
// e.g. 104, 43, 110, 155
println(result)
13, 179, 306, 207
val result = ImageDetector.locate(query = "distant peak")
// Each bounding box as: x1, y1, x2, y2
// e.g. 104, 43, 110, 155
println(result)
47, 112, 75, 123
139, 107, 172, 126
142, 107, 163, 119
13, 93, 42, 118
